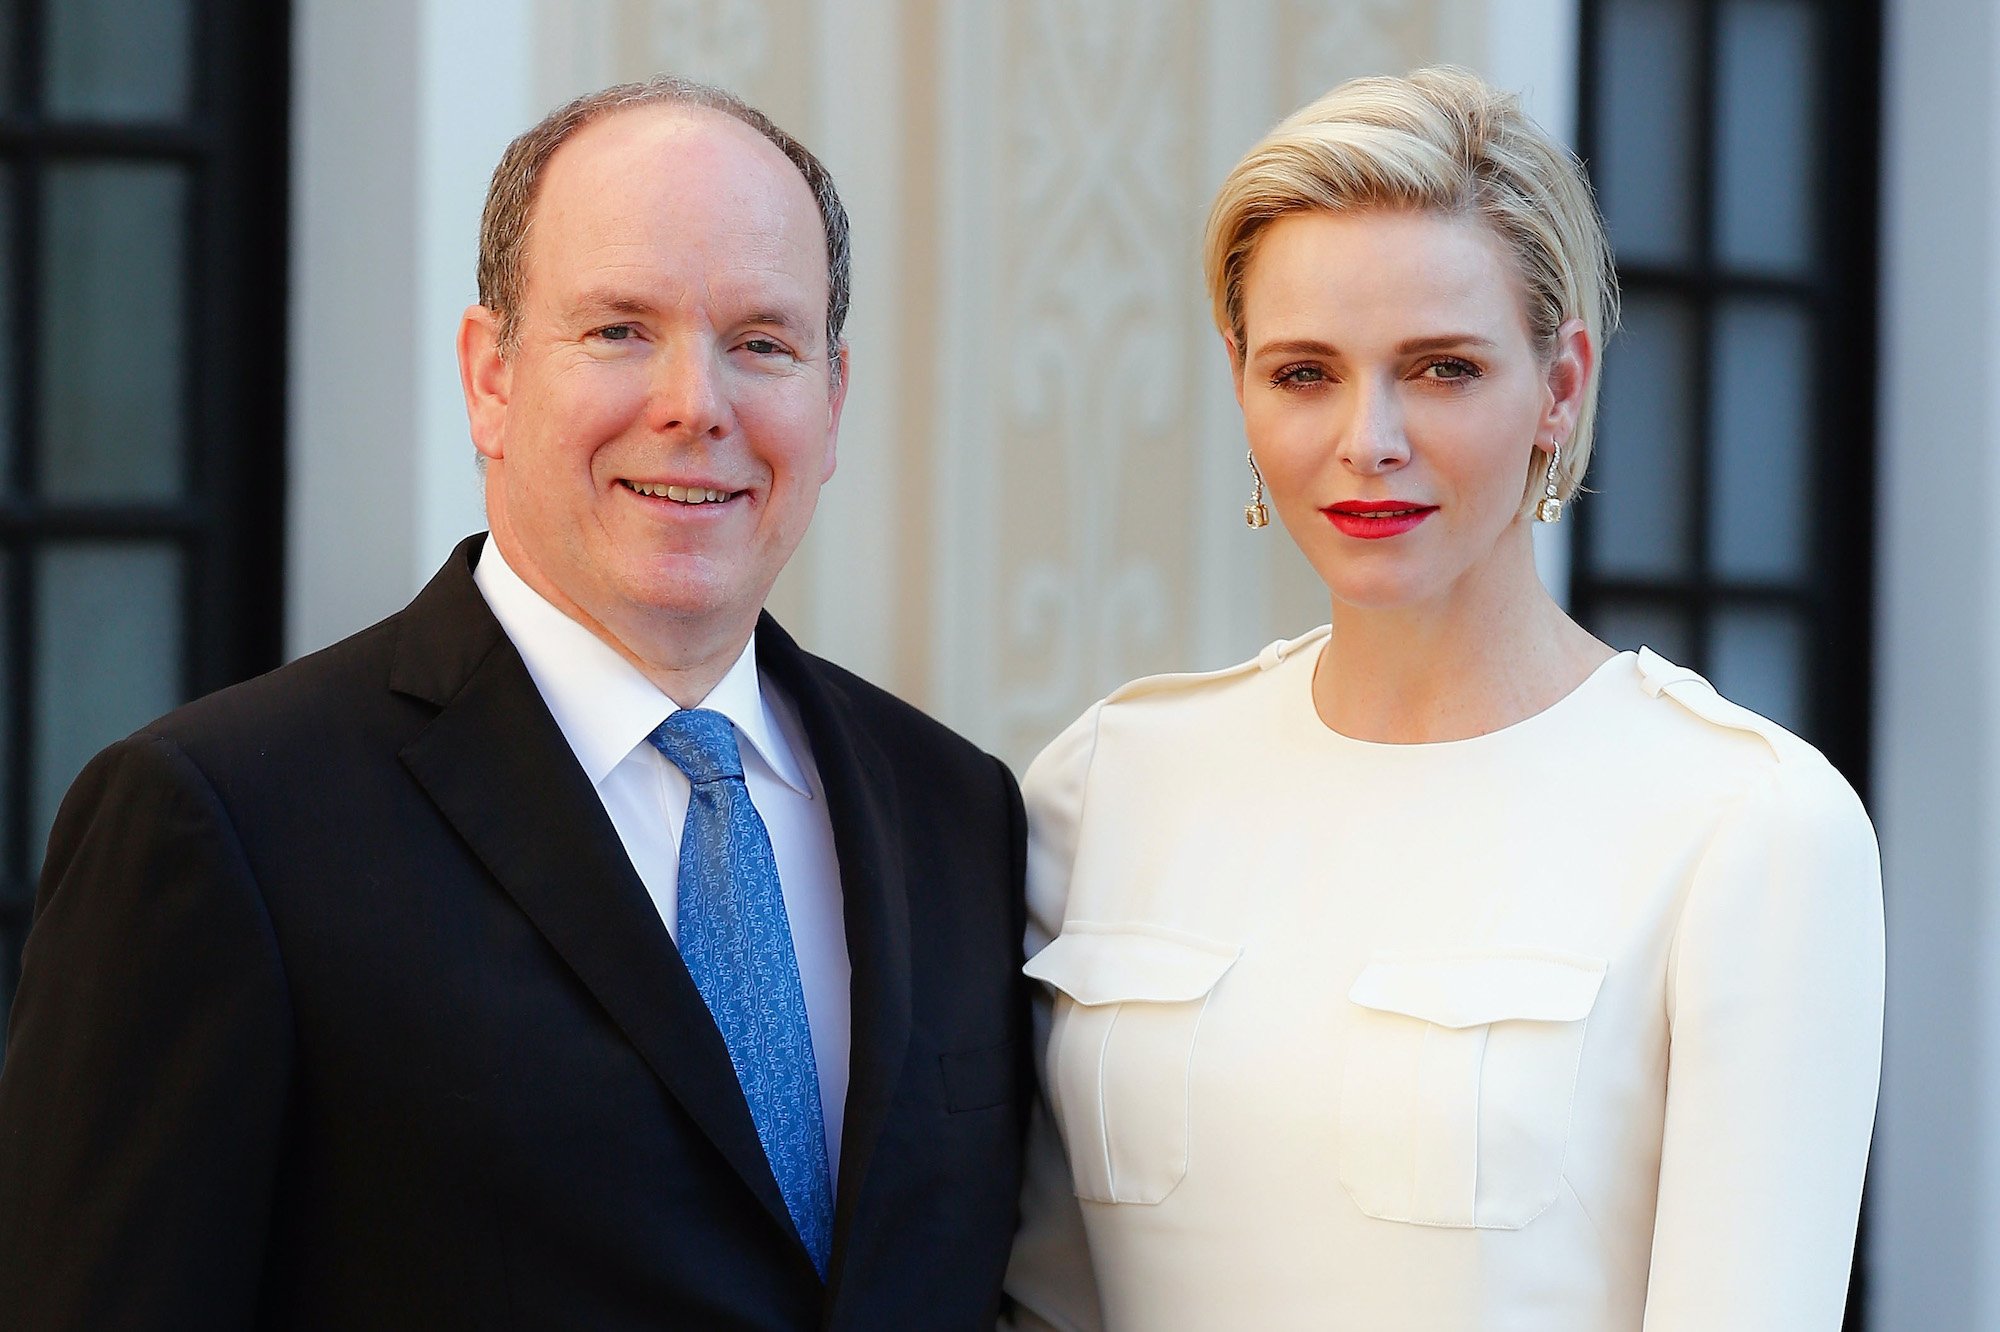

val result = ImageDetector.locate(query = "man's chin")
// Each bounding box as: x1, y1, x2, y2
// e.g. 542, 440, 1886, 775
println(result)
617, 566, 768, 628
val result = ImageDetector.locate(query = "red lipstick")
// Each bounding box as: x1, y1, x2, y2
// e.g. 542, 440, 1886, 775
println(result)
1321, 500, 1436, 540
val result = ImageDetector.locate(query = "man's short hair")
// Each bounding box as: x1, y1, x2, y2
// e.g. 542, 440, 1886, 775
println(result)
477, 76, 852, 375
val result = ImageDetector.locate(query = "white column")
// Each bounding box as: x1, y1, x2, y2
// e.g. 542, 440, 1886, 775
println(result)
286, 0, 421, 656
1871, 0, 2000, 1324
287, 0, 534, 657
412, 0, 538, 588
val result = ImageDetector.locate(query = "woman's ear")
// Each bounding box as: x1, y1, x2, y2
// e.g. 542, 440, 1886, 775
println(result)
1543, 317, 1594, 445
1225, 331, 1247, 412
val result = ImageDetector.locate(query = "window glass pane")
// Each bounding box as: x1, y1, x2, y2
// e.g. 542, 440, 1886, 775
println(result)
1589, 295, 1698, 577
0, 163, 13, 495
1710, 299, 1813, 581
38, 163, 188, 501
32, 544, 184, 865
1710, 607, 1808, 735
1590, 601, 1694, 663
44, 0, 194, 122
0, 552, 10, 870
0, 0, 15, 113
1714, 0, 1821, 273
1595, 0, 1701, 265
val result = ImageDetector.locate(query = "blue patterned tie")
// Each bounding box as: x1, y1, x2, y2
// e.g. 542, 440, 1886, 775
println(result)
649, 708, 834, 1276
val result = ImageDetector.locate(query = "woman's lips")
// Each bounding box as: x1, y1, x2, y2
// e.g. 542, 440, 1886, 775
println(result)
1320, 500, 1437, 540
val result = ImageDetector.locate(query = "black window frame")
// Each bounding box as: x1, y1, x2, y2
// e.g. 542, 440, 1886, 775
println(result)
1574, 0, 1879, 789
0, 0, 290, 1032
1574, 0, 1882, 1324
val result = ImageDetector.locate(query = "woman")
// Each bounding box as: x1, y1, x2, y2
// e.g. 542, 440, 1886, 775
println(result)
1002, 67, 1882, 1331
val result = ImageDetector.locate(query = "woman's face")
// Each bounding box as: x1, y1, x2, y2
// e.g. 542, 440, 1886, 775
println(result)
1233, 208, 1585, 616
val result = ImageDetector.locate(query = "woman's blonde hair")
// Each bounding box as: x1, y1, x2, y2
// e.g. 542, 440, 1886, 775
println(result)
1203, 66, 1619, 502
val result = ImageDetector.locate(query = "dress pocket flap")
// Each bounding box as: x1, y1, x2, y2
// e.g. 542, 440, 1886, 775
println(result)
1024, 924, 1240, 1006
1348, 949, 1607, 1028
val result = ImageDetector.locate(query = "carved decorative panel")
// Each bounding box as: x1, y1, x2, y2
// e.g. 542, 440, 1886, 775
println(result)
982, 0, 1202, 760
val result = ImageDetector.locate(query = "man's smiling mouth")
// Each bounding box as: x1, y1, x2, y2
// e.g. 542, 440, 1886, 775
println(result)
619, 480, 736, 504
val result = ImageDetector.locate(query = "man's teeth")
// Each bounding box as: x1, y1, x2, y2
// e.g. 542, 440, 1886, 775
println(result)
627, 482, 731, 503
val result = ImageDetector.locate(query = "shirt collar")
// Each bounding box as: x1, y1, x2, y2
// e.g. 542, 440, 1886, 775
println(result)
472, 539, 814, 797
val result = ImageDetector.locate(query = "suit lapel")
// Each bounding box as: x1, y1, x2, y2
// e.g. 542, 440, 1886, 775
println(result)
388, 540, 802, 1252
756, 615, 914, 1291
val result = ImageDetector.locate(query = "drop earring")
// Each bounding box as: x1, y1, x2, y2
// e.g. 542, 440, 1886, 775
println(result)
1535, 440, 1564, 523
1244, 450, 1270, 529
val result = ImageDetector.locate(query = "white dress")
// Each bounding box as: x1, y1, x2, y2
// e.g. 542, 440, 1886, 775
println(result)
1003, 629, 1883, 1332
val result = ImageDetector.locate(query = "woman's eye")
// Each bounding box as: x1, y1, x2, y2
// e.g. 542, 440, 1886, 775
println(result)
1270, 364, 1326, 388
1424, 358, 1480, 381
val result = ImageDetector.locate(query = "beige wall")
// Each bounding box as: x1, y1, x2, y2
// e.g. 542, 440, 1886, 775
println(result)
522, 0, 1506, 766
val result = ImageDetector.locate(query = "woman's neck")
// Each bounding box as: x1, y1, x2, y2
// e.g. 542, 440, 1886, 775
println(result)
1311, 548, 1614, 744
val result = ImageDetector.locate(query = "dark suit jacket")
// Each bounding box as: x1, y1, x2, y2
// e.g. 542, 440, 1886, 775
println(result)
0, 536, 1031, 1330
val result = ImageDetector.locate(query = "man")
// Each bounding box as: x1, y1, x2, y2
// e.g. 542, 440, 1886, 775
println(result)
0, 79, 1029, 1329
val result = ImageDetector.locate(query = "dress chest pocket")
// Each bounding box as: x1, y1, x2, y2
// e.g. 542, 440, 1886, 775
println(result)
1024, 924, 1240, 1206
1338, 949, 1607, 1230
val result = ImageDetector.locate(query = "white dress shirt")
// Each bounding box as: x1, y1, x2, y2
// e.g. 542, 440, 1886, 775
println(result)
1005, 630, 1883, 1331
474, 542, 850, 1170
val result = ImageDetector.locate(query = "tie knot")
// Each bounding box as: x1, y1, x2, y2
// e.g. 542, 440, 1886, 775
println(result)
648, 708, 745, 784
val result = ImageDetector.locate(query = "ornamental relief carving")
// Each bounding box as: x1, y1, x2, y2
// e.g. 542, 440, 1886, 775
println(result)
989, 0, 1203, 760
531, 0, 813, 155
1282, 0, 1485, 107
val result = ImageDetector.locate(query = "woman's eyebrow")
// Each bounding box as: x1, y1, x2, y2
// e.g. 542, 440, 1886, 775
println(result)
1251, 333, 1497, 360
1252, 337, 1342, 359
1397, 334, 1497, 354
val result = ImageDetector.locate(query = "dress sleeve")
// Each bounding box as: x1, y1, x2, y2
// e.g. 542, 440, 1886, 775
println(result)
1001, 705, 1106, 1332
1642, 755, 1884, 1330
0, 734, 293, 1330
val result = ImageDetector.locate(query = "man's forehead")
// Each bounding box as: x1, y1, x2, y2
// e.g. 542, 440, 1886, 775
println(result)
540, 104, 807, 220
520, 103, 825, 283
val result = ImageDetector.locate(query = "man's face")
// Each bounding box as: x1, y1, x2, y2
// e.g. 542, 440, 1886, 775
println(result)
463, 106, 844, 657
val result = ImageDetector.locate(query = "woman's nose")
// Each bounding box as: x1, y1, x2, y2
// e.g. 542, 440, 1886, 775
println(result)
1337, 380, 1410, 473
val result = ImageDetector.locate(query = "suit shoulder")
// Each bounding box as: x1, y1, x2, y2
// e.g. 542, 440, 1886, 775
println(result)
141, 610, 415, 764
793, 649, 1004, 778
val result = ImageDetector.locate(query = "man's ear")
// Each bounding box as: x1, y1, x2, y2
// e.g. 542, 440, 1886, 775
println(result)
459, 305, 512, 462
819, 340, 850, 484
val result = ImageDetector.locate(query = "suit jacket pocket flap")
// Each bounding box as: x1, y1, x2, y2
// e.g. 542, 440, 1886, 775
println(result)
1024, 924, 1240, 1006
1348, 949, 1607, 1028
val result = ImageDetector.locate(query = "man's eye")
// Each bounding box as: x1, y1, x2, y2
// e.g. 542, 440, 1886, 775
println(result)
595, 324, 637, 342
741, 337, 784, 355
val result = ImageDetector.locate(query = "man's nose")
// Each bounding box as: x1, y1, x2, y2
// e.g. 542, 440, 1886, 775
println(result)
1337, 379, 1410, 474
647, 340, 730, 439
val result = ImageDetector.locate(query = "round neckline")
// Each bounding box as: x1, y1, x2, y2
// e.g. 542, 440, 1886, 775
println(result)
1292, 641, 1637, 753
